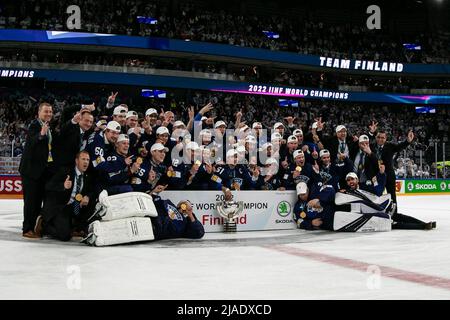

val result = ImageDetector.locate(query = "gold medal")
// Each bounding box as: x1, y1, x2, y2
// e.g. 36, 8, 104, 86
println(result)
180, 203, 187, 211
300, 211, 306, 219
75, 194, 83, 202
136, 157, 143, 165
296, 166, 302, 172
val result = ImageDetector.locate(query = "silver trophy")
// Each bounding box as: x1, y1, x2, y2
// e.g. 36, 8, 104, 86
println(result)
216, 201, 244, 232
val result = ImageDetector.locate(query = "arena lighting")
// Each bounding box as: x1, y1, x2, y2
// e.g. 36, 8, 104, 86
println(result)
136, 16, 158, 24
262, 31, 279, 39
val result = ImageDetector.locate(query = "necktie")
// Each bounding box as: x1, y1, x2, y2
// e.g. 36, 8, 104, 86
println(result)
73, 174, 82, 216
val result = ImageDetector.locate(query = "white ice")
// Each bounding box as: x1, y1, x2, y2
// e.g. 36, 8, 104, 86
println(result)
1, 195, 450, 300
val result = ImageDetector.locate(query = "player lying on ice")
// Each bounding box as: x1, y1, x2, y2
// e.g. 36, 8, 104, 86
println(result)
80, 187, 205, 246
293, 169, 436, 232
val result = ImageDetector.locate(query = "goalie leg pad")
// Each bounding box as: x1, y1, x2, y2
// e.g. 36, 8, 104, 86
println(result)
333, 211, 392, 232
83, 217, 155, 246
96, 192, 158, 221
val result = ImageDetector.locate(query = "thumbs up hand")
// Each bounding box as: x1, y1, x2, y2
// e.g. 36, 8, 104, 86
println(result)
64, 175, 72, 190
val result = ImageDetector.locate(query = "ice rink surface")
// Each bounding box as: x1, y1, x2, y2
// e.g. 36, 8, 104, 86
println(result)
1, 195, 449, 300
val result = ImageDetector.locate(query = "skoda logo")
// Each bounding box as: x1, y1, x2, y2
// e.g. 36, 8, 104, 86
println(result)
440, 181, 447, 191
407, 182, 414, 192
277, 201, 291, 217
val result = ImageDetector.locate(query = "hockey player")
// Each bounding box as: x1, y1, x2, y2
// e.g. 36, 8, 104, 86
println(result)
150, 196, 205, 240
293, 182, 323, 230
281, 150, 319, 190
96, 134, 140, 195
255, 158, 283, 190
211, 149, 259, 191
85, 120, 121, 171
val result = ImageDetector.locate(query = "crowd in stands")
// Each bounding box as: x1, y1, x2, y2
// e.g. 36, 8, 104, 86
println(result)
0, 0, 449, 64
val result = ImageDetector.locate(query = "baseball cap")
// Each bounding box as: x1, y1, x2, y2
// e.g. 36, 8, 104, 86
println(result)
106, 121, 121, 132
96, 119, 107, 129
293, 150, 304, 158
173, 121, 186, 128
226, 149, 238, 158
117, 134, 129, 143
296, 182, 308, 195
271, 132, 282, 141
113, 106, 127, 116
245, 135, 257, 144
186, 141, 200, 151
150, 143, 169, 152
265, 158, 278, 166
335, 125, 347, 133
319, 149, 330, 158
126, 111, 138, 119
156, 126, 169, 135
273, 122, 285, 130
214, 121, 226, 128
261, 142, 273, 150
287, 135, 298, 143
252, 122, 262, 129
346, 172, 358, 180
359, 134, 369, 143
293, 129, 303, 136
145, 108, 158, 116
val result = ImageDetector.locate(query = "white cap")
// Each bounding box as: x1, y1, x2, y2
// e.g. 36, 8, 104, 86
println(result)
261, 142, 273, 150
150, 143, 168, 152
113, 106, 127, 116
201, 116, 207, 121
156, 126, 169, 135
186, 141, 200, 151
287, 135, 298, 143
236, 145, 246, 153
239, 125, 249, 133
359, 134, 369, 143
265, 158, 278, 166
319, 149, 330, 158
346, 172, 358, 180
145, 108, 158, 116
173, 120, 186, 128
117, 134, 129, 143
214, 121, 226, 128
106, 121, 121, 132
126, 111, 138, 119
245, 135, 257, 144
335, 125, 347, 133
271, 132, 282, 141
200, 129, 212, 137
311, 122, 318, 129
226, 149, 238, 158
293, 129, 303, 136
96, 119, 107, 128
293, 150, 304, 158
273, 122, 285, 130
296, 182, 308, 195
252, 122, 262, 129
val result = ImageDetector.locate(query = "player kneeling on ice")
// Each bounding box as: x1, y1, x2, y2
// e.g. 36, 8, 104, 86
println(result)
293, 170, 392, 232
342, 172, 436, 230
83, 186, 205, 246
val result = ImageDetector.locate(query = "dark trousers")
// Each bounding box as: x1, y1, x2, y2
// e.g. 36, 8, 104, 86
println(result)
385, 176, 397, 204
43, 202, 94, 241
21, 173, 48, 233
392, 213, 427, 230
44, 205, 73, 241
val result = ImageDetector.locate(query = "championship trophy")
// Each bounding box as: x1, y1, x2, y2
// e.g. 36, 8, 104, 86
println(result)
216, 200, 244, 232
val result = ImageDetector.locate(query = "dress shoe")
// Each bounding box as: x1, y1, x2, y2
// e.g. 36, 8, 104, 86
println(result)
22, 230, 40, 239
34, 215, 44, 238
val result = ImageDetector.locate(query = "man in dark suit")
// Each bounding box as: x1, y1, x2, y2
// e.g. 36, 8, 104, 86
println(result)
53, 110, 94, 167
35, 151, 94, 241
319, 124, 359, 164
351, 135, 379, 184
19, 102, 54, 238
372, 129, 414, 206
